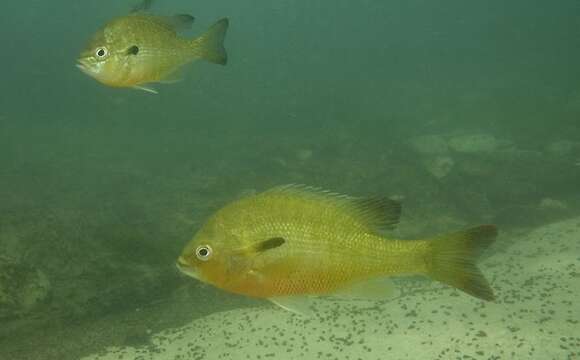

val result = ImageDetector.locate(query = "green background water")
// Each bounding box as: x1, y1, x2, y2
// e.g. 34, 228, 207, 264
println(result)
0, 0, 579, 359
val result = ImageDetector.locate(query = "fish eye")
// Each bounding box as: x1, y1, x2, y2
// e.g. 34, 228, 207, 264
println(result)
95, 47, 108, 58
195, 245, 213, 261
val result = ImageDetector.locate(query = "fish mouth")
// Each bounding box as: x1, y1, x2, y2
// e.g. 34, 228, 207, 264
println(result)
76, 59, 93, 75
176, 257, 201, 280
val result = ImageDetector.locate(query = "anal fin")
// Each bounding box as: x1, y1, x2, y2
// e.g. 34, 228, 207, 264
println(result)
330, 277, 399, 301
269, 296, 314, 317
132, 85, 158, 94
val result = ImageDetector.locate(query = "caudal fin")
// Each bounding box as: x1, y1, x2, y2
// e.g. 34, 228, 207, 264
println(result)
191, 18, 229, 65
428, 225, 497, 301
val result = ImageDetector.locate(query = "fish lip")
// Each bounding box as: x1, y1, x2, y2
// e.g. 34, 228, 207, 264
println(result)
76, 58, 87, 68
176, 258, 201, 280
75, 63, 87, 74
76, 59, 92, 75
176, 256, 189, 267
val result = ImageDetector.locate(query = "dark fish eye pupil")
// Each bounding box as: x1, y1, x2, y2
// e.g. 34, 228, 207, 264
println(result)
97, 48, 105, 57
198, 248, 208, 256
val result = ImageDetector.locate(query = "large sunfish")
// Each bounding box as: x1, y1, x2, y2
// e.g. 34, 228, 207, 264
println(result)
177, 185, 497, 314
77, 1, 228, 93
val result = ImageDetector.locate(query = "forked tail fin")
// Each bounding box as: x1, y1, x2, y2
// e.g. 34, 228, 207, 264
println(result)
191, 18, 229, 65
428, 225, 498, 301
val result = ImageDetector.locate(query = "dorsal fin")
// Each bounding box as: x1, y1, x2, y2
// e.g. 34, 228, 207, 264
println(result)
130, 0, 153, 13
143, 14, 195, 33
262, 184, 402, 233
350, 196, 402, 232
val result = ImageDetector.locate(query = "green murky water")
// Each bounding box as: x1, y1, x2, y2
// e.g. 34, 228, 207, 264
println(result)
0, 1, 579, 359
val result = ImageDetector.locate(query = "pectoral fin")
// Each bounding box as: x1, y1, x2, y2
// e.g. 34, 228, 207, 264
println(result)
269, 296, 314, 316
254, 237, 285, 252
233, 237, 286, 257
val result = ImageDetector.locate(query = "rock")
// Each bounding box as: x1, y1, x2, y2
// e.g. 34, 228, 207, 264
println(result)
0, 225, 24, 261
295, 148, 313, 161
81, 216, 580, 360
408, 135, 449, 155
423, 155, 454, 179
448, 133, 502, 154
456, 158, 494, 177
564, 91, 580, 112
538, 197, 568, 211
545, 140, 579, 157
0, 256, 51, 319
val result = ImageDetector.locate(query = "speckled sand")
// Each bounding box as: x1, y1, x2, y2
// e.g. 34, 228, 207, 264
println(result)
83, 217, 580, 360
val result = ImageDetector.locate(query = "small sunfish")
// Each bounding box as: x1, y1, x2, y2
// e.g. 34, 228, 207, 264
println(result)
77, 0, 228, 93
176, 185, 498, 314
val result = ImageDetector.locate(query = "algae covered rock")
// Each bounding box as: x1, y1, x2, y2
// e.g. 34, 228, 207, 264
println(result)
408, 134, 449, 155
410, 132, 508, 155
0, 255, 51, 319
447, 133, 505, 154
422, 155, 454, 179
544, 140, 579, 157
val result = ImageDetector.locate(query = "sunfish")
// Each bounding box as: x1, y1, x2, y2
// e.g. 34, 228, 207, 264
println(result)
177, 185, 498, 314
77, 0, 228, 93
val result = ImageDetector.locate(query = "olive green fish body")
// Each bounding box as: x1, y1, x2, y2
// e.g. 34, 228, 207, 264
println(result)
216, 192, 430, 297
78, 11, 228, 91
177, 185, 497, 303
105, 15, 191, 84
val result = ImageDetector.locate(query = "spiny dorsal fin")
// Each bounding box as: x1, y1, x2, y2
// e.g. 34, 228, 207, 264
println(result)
263, 184, 402, 233
351, 196, 402, 232
130, 0, 153, 13
143, 14, 195, 33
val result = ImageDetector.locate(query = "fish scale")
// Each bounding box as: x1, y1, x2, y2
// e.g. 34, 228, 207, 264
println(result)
177, 184, 498, 312
78, 7, 228, 92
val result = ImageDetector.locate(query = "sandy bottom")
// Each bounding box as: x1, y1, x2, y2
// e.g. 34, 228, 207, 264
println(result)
81, 217, 580, 360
